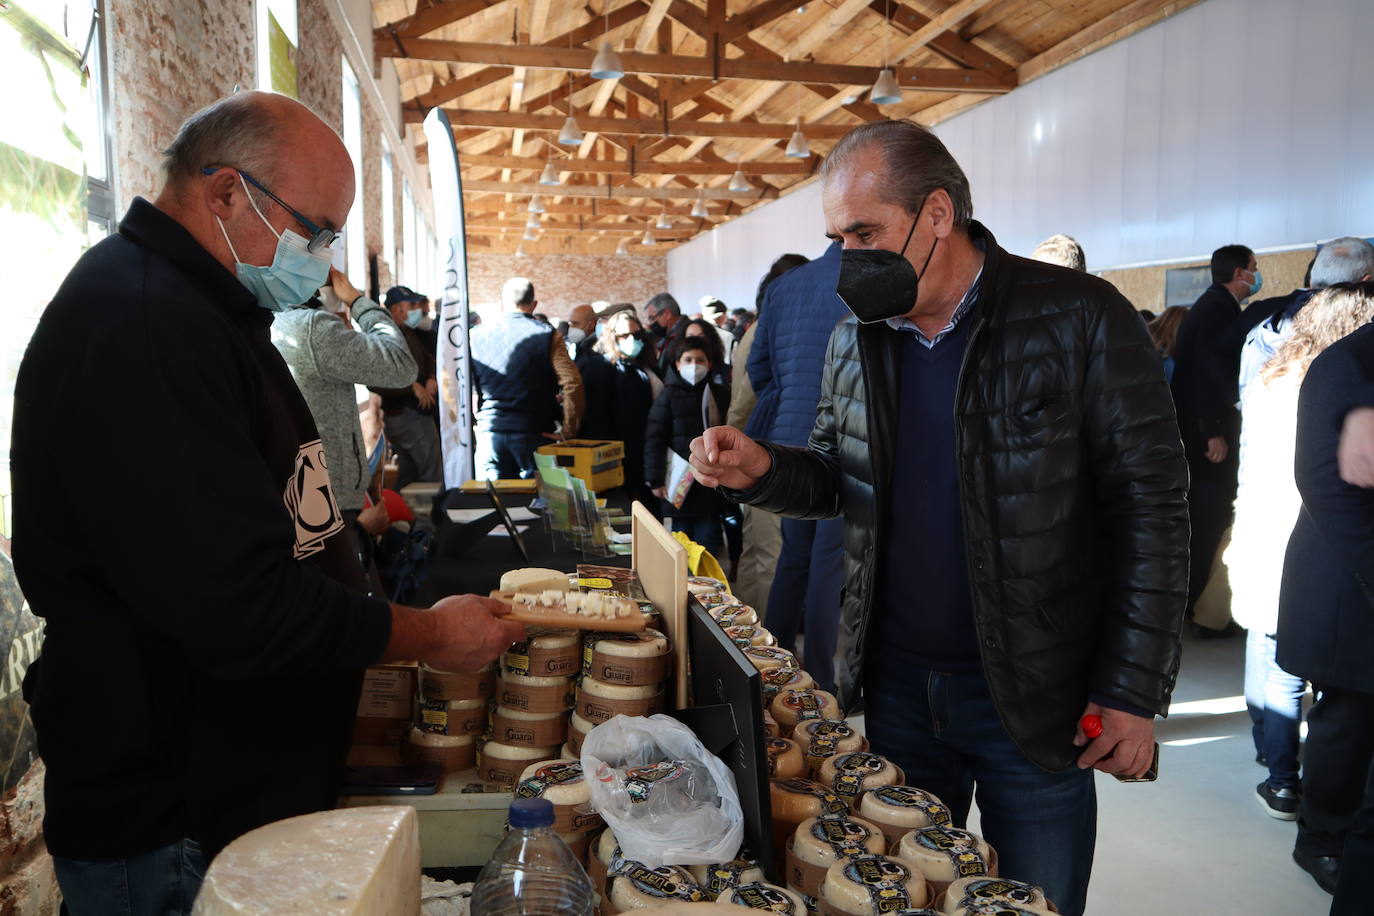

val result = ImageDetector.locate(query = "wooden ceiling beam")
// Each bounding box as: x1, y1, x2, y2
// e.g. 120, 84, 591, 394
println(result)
889, 0, 1002, 66
417, 108, 858, 140
634, 0, 676, 51
382, 40, 1016, 93
869, 0, 1015, 80
722, 0, 811, 43
473, 222, 700, 237
470, 200, 724, 218
374, 0, 502, 42
458, 154, 809, 174
464, 179, 777, 200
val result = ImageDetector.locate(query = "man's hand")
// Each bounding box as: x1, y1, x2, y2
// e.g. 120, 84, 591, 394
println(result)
422, 595, 526, 672
651, 486, 667, 500
329, 267, 362, 305
689, 426, 772, 490
413, 382, 436, 410
1073, 702, 1156, 778
357, 501, 389, 537
1338, 407, 1374, 487
1204, 436, 1229, 463
426, 378, 439, 397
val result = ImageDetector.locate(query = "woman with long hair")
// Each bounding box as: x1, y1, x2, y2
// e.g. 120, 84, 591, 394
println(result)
577, 309, 659, 506
1148, 305, 1188, 382
1225, 281, 1374, 820
683, 316, 730, 385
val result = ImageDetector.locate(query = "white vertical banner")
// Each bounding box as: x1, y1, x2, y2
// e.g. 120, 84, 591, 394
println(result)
423, 109, 474, 487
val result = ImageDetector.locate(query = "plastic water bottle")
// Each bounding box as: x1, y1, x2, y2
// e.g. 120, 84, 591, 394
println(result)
471, 798, 596, 916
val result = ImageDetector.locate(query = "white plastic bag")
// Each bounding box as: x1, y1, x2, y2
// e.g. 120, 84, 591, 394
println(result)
582, 714, 744, 868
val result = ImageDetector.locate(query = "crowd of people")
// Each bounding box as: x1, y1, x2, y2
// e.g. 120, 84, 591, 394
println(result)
13, 88, 1373, 916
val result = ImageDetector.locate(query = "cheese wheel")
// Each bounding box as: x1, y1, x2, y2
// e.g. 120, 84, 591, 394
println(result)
490, 706, 569, 748
514, 759, 604, 834
416, 696, 488, 737
192, 806, 419, 915
478, 741, 559, 788
766, 737, 807, 780
770, 778, 851, 870
820, 855, 929, 916
716, 883, 808, 913
503, 629, 582, 678
938, 877, 1049, 915
724, 625, 778, 649
586, 629, 673, 686
794, 720, 867, 775
420, 663, 495, 701
401, 726, 475, 773
817, 754, 904, 807
897, 827, 994, 885
786, 815, 886, 899
770, 690, 842, 736
711, 605, 760, 628
501, 567, 573, 592
744, 647, 798, 672
610, 864, 709, 910
497, 672, 576, 714
761, 668, 814, 706
688, 575, 729, 593
577, 678, 665, 724
688, 861, 766, 897
856, 787, 952, 845
567, 710, 597, 757
633, 905, 757, 914
762, 710, 781, 739
589, 828, 621, 899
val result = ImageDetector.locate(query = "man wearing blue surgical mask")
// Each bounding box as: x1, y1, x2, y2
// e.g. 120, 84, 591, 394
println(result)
11, 91, 526, 915
687, 119, 1188, 916
370, 285, 442, 489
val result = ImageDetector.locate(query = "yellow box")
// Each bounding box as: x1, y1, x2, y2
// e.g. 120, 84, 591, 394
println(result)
536, 439, 625, 492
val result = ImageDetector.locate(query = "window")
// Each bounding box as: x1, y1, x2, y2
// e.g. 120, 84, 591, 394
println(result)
340, 58, 365, 288
255, 0, 298, 97
381, 144, 396, 287
402, 178, 417, 289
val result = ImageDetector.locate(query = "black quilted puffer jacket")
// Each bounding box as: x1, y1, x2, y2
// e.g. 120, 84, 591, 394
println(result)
729, 222, 1190, 772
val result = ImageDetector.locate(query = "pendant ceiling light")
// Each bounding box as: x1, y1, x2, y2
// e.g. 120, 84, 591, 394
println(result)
870, 2, 902, 104
528, 195, 546, 213
590, 7, 624, 79
539, 161, 560, 186
785, 83, 811, 159
655, 207, 672, 230
514, 244, 527, 258
616, 237, 630, 255
641, 229, 655, 246
523, 228, 538, 241
525, 215, 541, 230
559, 72, 583, 145
728, 169, 751, 192
691, 191, 709, 219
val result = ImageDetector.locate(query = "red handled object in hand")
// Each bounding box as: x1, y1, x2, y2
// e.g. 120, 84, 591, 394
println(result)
1080, 714, 1159, 782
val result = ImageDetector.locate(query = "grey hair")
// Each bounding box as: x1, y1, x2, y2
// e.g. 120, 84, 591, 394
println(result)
819, 120, 973, 227
1030, 234, 1086, 271
646, 293, 681, 317
161, 94, 284, 194
1311, 237, 1374, 288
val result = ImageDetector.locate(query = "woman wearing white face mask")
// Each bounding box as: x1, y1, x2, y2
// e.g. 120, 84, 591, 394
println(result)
575, 310, 659, 506
644, 336, 731, 555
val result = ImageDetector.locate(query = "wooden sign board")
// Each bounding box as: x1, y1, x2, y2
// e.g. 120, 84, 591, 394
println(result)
630, 501, 690, 709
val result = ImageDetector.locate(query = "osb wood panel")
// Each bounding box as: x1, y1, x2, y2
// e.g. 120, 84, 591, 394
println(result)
1100, 248, 1316, 313
297, 0, 345, 134
466, 252, 668, 320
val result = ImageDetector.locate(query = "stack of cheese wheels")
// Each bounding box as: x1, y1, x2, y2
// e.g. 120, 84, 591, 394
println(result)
688, 861, 766, 898
503, 628, 582, 678
856, 786, 953, 846
608, 864, 709, 913
785, 814, 886, 900
407, 662, 496, 773
819, 855, 931, 916
794, 720, 868, 777
402, 725, 477, 773
513, 758, 604, 844
565, 710, 599, 759
896, 827, 996, 897
576, 630, 668, 726
937, 877, 1052, 915
722, 625, 778, 649
716, 883, 809, 913
766, 738, 807, 780
817, 753, 905, 809
769, 778, 850, 871
760, 667, 814, 708
770, 689, 842, 738
478, 738, 560, 788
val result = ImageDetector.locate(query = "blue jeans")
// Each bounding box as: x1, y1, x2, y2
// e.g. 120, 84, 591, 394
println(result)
476, 429, 546, 480
766, 517, 844, 692
1243, 628, 1306, 789
865, 665, 1096, 916
54, 838, 206, 916
671, 513, 723, 558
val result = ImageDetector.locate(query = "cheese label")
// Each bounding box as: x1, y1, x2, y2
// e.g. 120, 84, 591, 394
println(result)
504, 650, 533, 676
909, 827, 988, 878
618, 865, 706, 901
872, 786, 951, 826
831, 753, 891, 799
700, 861, 754, 895
747, 647, 793, 663
715, 607, 754, 627
730, 883, 799, 912
811, 816, 872, 859
623, 761, 687, 804
843, 857, 913, 913
956, 878, 1041, 907
726, 626, 757, 648
777, 778, 848, 815
515, 761, 583, 799
578, 577, 614, 589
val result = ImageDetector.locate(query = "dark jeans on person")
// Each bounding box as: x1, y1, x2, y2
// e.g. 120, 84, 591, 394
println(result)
1244, 629, 1306, 790
384, 407, 442, 489
865, 664, 1097, 916
54, 838, 206, 916
1184, 460, 1236, 614
476, 428, 546, 480
670, 513, 723, 558
1333, 749, 1374, 915
765, 517, 844, 693
1298, 686, 1374, 859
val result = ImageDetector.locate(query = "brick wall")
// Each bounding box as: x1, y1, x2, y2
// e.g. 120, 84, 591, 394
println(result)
467, 253, 669, 321
295, 0, 343, 135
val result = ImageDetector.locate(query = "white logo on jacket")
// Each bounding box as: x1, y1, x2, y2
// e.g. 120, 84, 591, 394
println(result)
284, 440, 344, 559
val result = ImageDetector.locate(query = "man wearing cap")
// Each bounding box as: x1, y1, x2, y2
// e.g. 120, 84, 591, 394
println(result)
370, 285, 442, 489
11, 91, 524, 914
699, 296, 738, 366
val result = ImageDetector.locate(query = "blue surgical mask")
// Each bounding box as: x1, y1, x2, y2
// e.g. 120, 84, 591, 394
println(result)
1248, 268, 1263, 297
216, 175, 333, 312
405, 308, 424, 328
618, 336, 644, 358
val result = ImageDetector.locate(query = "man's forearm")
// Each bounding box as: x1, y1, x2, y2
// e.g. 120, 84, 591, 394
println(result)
380, 603, 437, 663
724, 442, 841, 519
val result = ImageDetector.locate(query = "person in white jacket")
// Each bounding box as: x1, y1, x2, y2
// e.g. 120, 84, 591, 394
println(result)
1226, 283, 1374, 820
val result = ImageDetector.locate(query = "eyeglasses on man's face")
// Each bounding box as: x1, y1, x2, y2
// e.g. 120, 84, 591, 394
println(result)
201, 165, 339, 254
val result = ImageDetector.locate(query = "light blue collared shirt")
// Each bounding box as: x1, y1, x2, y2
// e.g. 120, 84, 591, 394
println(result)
885, 265, 984, 348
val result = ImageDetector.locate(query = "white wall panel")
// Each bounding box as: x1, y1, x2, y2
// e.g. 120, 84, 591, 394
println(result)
667, 0, 1372, 296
